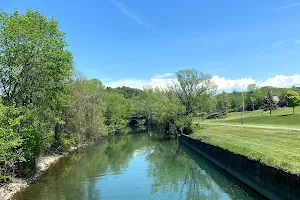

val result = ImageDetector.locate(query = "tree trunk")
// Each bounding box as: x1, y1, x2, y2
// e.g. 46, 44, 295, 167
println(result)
269, 109, 271, 115
293, 106, 295, 114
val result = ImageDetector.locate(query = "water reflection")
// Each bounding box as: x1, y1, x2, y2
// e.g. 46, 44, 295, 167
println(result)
146, 139, 264, 200
13, 133, 264, 200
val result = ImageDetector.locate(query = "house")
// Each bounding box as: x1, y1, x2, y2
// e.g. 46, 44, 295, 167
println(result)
273, 96, 280, 104
263, 95, 281, 107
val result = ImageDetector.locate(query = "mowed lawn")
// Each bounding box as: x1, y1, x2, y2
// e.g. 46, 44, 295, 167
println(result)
194, 106, 300, 128
191, 125, 300, 174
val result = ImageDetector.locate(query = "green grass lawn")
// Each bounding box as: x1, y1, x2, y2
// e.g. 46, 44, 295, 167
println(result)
194, 106, 300, 128
191, 125, 300, 174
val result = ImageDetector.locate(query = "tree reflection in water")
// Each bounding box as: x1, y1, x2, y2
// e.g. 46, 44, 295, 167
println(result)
146, 137, 263, 200
146, 139, 223, 200
13, 133, 263, 200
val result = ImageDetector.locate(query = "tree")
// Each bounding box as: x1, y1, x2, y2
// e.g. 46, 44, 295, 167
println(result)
107, 86, 144, 99
245, 84, 257, 111
215, 91, 231, 117
172, 69, 216, 115
64, 75, 107, 143
229, 91, 243, 111
285, 90, 300, 114
244, 84, 265, 111
0, 9, 73, 175
104, 91, 134, 127
133, 87, 187, 135
263, 88, 277, 114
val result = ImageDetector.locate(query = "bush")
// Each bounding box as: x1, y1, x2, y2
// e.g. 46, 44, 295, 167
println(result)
0, 106, 24, 180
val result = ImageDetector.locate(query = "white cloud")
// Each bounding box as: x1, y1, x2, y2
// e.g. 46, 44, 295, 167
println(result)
104, 79, 149, 89
153, 73, 174, 78
212, 76, 255, 91
110, 0, 151, 29
103, 73, 175, 89
213, 74, 300, 91
276, 3, 300, 10
272, 39, 300, 47
259, 75, 300, 88
104, 73, 300, 92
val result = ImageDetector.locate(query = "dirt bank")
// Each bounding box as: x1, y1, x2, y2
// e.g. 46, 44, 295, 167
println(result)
0, 145, 82, 200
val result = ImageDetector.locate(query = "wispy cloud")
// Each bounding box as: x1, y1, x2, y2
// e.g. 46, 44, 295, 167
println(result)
153, 73, 174, 78
272, 39, 300, 47
110, 0, 151, 28
276, 3, 300, 10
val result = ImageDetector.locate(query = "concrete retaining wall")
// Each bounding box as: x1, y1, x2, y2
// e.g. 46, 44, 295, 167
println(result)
180, 134, 300, 200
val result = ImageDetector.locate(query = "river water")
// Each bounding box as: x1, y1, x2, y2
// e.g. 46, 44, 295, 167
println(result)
13, 133, 265, 200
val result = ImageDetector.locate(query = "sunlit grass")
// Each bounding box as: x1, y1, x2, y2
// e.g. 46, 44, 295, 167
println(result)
194, 106, 300, 128
191, 125, 300, 174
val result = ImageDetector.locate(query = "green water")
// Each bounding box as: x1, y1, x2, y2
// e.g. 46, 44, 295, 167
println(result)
13, 133, 265, 200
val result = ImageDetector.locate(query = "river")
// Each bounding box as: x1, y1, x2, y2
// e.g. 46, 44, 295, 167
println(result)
13, 133, 265, 200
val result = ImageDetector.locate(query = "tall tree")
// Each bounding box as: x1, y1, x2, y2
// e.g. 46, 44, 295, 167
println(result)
215, 91, 231, 117
246, 84, 258, 111
285, 90, 300, 114
104, 91, 134, 127
229, 91, 243, 112
65, 75, 107, 143
0, 9, 73, 173
172, 69, 216, 115
263, 88, 277, 115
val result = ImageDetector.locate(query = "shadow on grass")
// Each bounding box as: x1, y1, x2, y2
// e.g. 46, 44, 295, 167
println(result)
279, 114, 293, 117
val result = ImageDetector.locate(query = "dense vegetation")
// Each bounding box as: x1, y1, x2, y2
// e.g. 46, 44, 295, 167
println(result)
0, 10, 136, 181
221, 85, 300, 115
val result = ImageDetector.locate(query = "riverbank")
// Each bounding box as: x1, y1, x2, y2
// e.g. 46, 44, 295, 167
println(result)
180, 133, 300, 200
191, 125, 300, 174
0, 146, 83, 200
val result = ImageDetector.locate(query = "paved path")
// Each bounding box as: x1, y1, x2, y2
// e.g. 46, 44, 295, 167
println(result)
194, 122, 300, 131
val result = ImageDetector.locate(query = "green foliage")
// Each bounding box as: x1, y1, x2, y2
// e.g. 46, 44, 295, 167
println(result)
0, 9, 73, 179
194, 106, 300, 128
0, 105, 24, 179
172, 69, 216, 115
107, 86, 144, 99
228, 91, 243, 112
285, 90, 300, 114
215, 91, 231, 117
64, 76, 107, 143
104, 91, 134, 126
245, 84, 265, 111
134, 87, 188, 135
263, 89, 277, 114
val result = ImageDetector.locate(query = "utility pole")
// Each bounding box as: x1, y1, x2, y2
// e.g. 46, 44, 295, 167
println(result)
241, 91, 244, 124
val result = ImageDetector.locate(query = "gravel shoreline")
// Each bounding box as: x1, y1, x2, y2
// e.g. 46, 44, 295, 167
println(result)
0, 146, 80, 200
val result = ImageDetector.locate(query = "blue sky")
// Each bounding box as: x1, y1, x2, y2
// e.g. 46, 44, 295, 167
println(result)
2, 0, 300, 90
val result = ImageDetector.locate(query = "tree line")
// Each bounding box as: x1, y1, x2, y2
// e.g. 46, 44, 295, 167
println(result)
213, 85, 300, 117
0, 10, 136, 181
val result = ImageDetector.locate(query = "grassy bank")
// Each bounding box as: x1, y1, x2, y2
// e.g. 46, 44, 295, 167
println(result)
194, 106, 300, 128
191, 125, 300, 174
